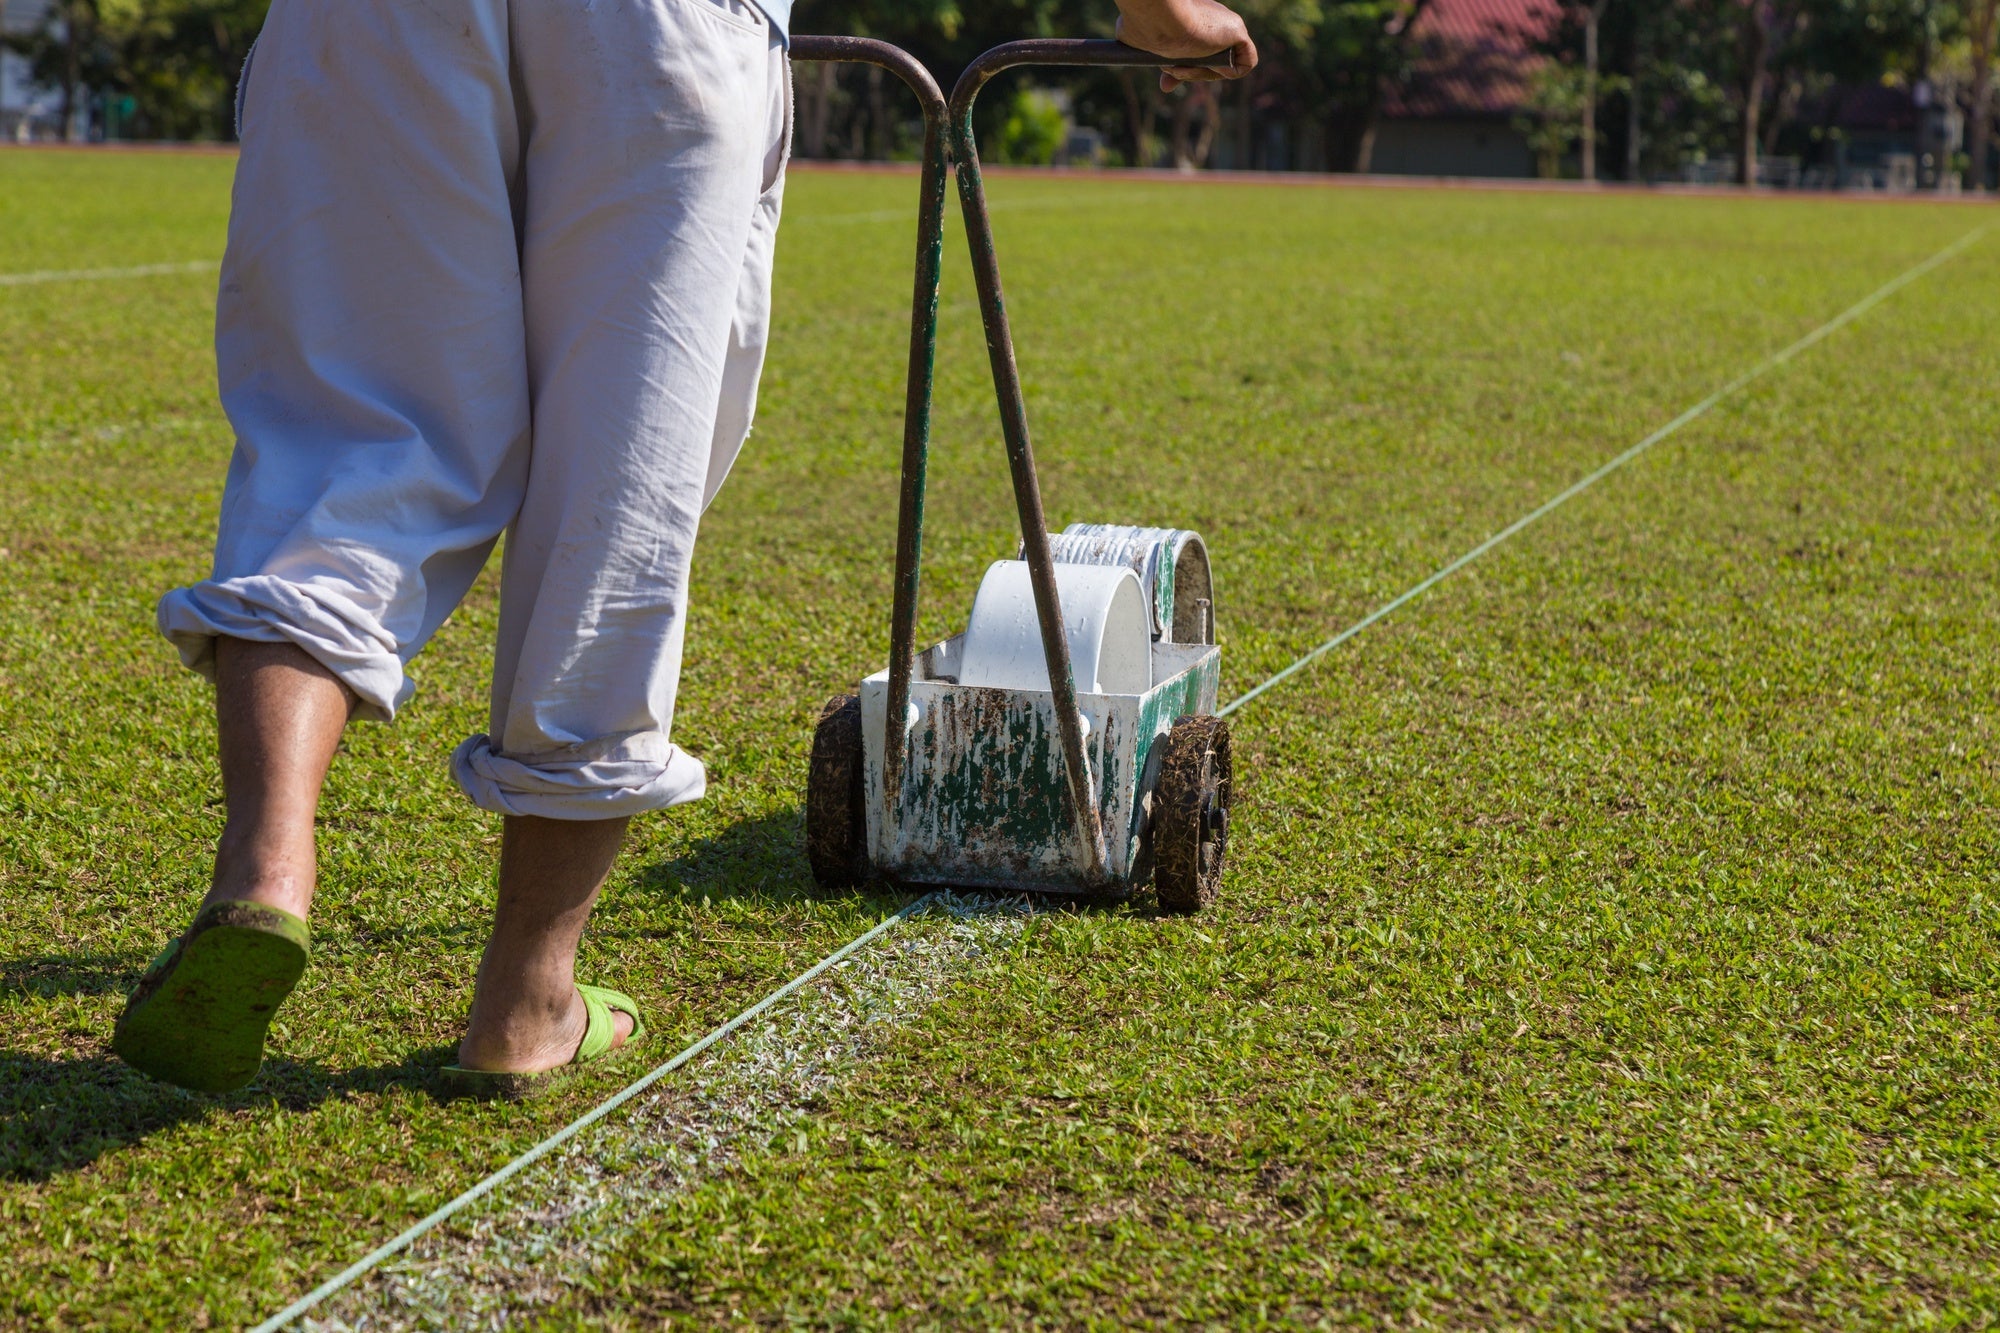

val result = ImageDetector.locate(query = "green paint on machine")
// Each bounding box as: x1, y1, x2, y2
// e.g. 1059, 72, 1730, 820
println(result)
897, 686, 1077, 873
858, 636, 1220, 895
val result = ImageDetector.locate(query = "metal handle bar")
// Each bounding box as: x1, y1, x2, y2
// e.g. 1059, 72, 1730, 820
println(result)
788, 38, 948, 821
954, 37, 1233, 96
946, 40, 1232, 886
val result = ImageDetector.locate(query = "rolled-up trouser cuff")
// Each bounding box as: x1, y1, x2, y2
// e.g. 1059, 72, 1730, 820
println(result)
451, 734, 708, 820
157, 577, 409, 722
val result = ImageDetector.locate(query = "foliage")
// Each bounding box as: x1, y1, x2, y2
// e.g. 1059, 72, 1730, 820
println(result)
8, 0, 1993, 173
4, 0, 266, 141
1512, 58, 1630, 178
994, 85, 1068, 162
1578, 0, 1991, 179
1514, 61, 1585, 176
1296, 1, 1440, 166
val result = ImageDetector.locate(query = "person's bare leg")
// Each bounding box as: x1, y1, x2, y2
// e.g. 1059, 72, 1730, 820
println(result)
455, 815, 637, 1073
204, 637, 356, 918
112, 637, 353, 1091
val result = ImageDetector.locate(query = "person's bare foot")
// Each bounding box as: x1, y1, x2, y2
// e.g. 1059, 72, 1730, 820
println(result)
454, 981, 637, 1073
455, 814, 637, 1074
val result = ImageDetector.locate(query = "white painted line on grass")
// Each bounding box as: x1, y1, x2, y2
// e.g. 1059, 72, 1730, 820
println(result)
250, 893, 937, 1333
1219, 224, 1988, 720
0, 416, 209, 453
314, 894, 1034, 1329
0, 259, 218, 287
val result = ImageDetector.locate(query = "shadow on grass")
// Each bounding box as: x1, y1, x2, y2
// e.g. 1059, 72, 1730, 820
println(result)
0, 953, 147, 998
0, 1044, 455, 1183
631, 807, 822, 911
631, 806, 1159, 921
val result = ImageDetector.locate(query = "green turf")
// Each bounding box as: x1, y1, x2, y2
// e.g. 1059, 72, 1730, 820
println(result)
1, 146, 1995, 1327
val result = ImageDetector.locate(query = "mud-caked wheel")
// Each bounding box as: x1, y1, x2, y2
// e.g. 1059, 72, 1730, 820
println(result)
806, 693, 869, 889
1153, 714, 1232, 914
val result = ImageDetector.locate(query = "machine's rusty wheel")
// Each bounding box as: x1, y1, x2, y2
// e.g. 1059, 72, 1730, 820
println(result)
806, 693, 869, 889
1153, 714, 1231, 914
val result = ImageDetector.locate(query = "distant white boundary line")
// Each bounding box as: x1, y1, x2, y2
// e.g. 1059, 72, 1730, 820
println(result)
790, 196, 1105, 226
1219, 224, 1988, 719
0, 201, 1073, 286
249, 894, 935, 1333
0, 259, 218, 287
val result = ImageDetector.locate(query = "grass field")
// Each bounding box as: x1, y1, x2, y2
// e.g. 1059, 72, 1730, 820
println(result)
1, 146, 1996, 1329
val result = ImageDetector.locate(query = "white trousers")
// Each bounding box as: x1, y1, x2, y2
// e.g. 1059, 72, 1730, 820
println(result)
159, 0, 791, 819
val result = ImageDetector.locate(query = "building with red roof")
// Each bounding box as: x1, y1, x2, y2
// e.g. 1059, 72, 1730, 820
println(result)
1371, 0, 1562, 177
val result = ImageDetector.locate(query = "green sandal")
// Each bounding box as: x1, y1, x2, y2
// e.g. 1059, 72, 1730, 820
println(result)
112, 899, 311, 1094
436, 984, 646, 1102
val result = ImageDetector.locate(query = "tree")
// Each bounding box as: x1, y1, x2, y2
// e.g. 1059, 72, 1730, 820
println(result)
1313, 0, 1437, 171
1734, 1, 1809, 186
2, 0, 1973, 176
1514, 60, 1588, 176
1565, 0, 1948, 184
1580, 2, 1736, 180
3, 0, 103, 141
5, 0, 268, 141
59, 0, 98, 141
1968, 0, 1997, 188
1581, 0, 1608, 179
1170, 81, 1223, 167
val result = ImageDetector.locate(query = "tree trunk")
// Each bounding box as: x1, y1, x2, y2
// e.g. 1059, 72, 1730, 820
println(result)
1582, 0, 1608, 181
865, 63, 887, 160
1195, 85, 1220, 166
1970, 0, 1998, 191
1353, 0, 1436, 173
60, 1, 83, 143
1625, 23, 1644, 180
1172, 89, 1195, 170
800, 61, 834, 159
1298, 116, 1327, 172
1352, 118, 1378, 173
1121, 70, 1154, 168
1737, 3, 1773, 187
1346, 85, 1385, 173
1235, 74, 1253, 169
1762, 67, 1798, 158
1169, 83, 1222, 169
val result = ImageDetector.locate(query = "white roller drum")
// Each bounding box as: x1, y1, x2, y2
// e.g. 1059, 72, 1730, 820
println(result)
958, 560, 1151, 696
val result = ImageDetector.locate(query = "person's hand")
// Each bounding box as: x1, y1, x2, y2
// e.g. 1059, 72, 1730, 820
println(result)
1114, 0, 1257, 91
